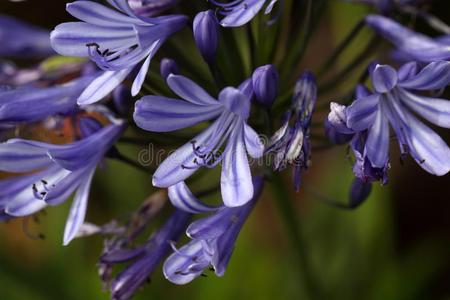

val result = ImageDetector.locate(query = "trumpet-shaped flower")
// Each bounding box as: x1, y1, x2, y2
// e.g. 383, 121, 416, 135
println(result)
50, 0, 187, 105
134, 74, 264, 207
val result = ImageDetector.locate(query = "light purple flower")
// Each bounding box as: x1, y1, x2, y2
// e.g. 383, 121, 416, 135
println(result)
133, 74, 264, 207
0, 116, 125, 245
50, 0, 187, 105
163, 176, 264, 284
211, 0, 280, 27
336, 61, 450, 177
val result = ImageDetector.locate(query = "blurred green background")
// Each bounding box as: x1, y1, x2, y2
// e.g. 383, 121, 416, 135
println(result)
1, 1, 450, 300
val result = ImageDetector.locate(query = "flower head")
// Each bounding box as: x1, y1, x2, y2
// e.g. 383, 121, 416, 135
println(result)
133, 74, 264, 207
50, 0, 187, 105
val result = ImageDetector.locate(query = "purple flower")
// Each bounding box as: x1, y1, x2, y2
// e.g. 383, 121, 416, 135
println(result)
163, 176, 264, 284
50, 0, 187, 105
341, 61, 450, 177
0, 115, 125, 245
366, 15, 450, 62
128, 0, 180, 16
0, 14, 54, 58
133, 74, 264, 207
211, 0, 280, 27
101, 209, 190, 300
266, 71, 317, 191
193, 10, 220, 64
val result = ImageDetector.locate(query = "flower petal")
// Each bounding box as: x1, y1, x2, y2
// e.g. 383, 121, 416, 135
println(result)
398, 88, 450, 128
220, 126, 253, 207
244, 124, 264, 158
371, 64, 398, 93
346, 94, 380, 131
366, 107, 390, 168
63, 168, 95, 245
167, 74, 219, 106
168, 181, 219, 214
78, 69, 133, 106
398, 61, 450, 90
134, 95, 222, 132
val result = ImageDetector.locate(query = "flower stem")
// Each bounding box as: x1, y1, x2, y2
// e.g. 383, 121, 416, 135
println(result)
270, 174, 322, 300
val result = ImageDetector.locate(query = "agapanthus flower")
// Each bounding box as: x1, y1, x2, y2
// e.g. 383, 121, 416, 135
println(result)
101, 209, 190, 300
0, 113, 125, 245
133, 74, 264, 207
366, 15, 450, 62
329, 61, 450, 180
211, 0, 281, 27
193, 10, 220, 64
128, 0, 180, 16
266, 71, 317, 191
50, 0, 187, 105
0, 14, 54, 58
163, 176, 264, 284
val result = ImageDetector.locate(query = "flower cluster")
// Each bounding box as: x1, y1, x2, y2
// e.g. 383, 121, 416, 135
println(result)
0, 0, 449, 299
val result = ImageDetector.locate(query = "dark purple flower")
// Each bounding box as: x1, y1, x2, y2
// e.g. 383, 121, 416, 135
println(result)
211, 0, 280, 27
0, 14, 54, 58
133, 74, 264, 207
193, 10, 220, 64
366, 15, 450, 62
0, 115, 125, 245
50, 0, 187, 105
266, 71, 317, 191
163, 176, 264, 284
252, 64, 279, 108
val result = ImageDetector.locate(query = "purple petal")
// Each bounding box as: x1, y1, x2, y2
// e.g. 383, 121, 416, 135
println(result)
63, 169, 95, 245
78, 69, 133, 106
244, 124, 264, 158
167, 74, 219, 106
0, 141, 51, 173
366, 108, 390, 168
398, 61, 450, 90
397, 62, 418, 82
220, 126, 253, 207
346, 94, 381, 131
398, 88, 450, 129
134, 95, 222, 132
131, 41, 160, 96
168, 181, 219, 214
371, 64, 398, 93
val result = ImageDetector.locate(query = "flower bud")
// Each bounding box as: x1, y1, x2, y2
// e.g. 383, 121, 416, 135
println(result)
292, 71, 317, 119
193, 10, 220, 64
252, 64, 279, 108
160, 58, 179, 80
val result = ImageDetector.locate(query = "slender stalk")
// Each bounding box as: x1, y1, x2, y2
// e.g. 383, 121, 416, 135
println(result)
113, 151, 152, 174
270, 174, 322, 300
317, 19, 365, 78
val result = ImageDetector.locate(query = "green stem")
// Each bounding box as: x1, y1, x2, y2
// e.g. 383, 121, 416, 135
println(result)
271, 174, 322, 300
317, 19, 365, 79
